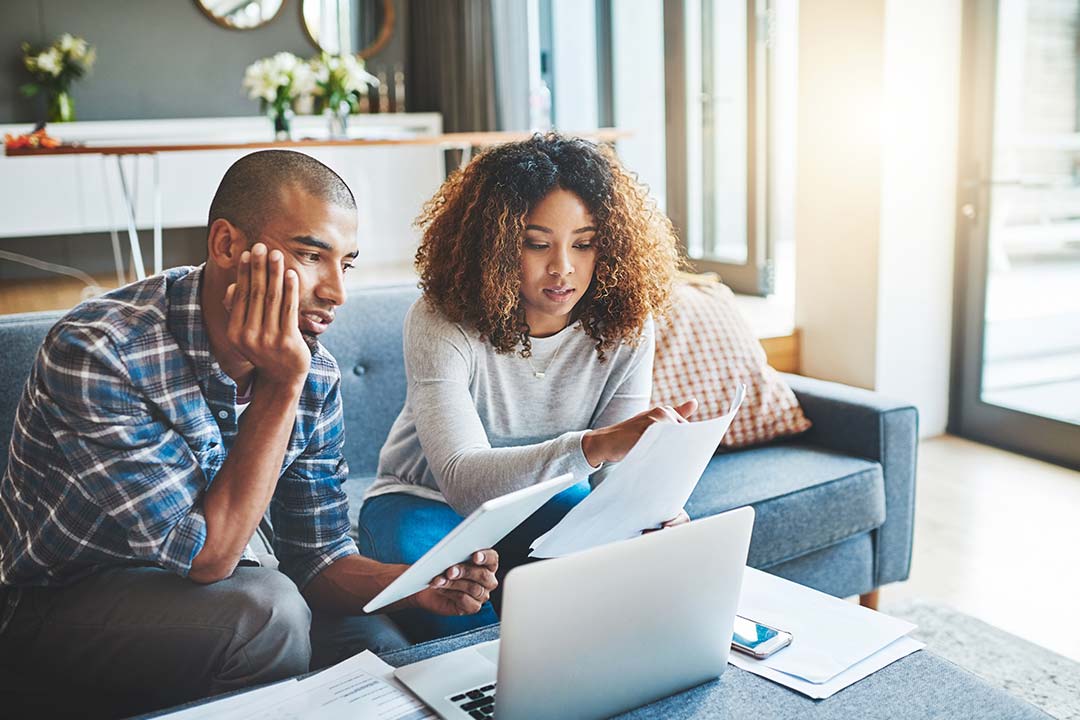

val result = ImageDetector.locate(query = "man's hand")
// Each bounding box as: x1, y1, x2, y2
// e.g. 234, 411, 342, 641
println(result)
225, 243, 310, 389
410, 550, 499, 616
582, 399, 698, 466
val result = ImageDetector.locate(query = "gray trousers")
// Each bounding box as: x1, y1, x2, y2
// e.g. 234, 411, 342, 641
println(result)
0, 565, 410, 719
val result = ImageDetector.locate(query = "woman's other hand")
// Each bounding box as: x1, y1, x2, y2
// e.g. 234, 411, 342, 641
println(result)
643, 509, 691, 534
660, 510, 691, 528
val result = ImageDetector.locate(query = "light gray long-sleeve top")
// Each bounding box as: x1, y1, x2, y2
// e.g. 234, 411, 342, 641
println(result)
365, 298, 655, 516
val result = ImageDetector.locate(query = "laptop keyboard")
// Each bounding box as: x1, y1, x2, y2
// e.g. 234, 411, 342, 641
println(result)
449, 683, 497, 718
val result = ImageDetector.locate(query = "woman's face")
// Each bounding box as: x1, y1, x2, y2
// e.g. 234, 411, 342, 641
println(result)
518, 188, 598, 337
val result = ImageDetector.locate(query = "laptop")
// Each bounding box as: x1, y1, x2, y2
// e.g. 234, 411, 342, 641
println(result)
394, 505, 755, 720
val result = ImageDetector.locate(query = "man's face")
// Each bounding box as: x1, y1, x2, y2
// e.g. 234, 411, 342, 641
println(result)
240, 184, 359, 351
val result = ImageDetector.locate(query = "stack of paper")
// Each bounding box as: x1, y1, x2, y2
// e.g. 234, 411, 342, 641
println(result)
530, 385, 746, 558
162, 651, 434, 720
732, 568, 925, 699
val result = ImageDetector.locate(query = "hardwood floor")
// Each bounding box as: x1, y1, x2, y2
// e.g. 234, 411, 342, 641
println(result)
881, 435, 1080, 662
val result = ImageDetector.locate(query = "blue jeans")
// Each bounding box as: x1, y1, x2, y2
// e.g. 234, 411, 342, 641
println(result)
357, 482, 590, 643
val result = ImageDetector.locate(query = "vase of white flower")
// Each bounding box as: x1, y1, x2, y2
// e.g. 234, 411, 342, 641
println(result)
20, 34, 96, 123
243, 52, 315, 141
269, 104, 294, 141
326, 100, 351, 140
47, 90, 75, 124
310, 53, 379, 140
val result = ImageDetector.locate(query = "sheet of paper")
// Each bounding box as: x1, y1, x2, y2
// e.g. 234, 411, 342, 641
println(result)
738, 568, 916, 684
729, 635, 925, 699
159, 651, 434, 720
155, 679, 303, 720
347, 649, 413, 694
529, 384, 746, 558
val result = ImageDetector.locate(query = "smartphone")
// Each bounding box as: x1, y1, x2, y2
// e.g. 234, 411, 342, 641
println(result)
731, 615, 793, 659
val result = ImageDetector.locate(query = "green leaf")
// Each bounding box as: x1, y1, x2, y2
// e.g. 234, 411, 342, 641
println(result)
19, 83, 40, 97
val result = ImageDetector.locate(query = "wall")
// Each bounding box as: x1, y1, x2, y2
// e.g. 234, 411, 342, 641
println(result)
794, 0, 961, 436
794, 0, 885, 391
875, 0, 961, 438
0, 0, 407, 124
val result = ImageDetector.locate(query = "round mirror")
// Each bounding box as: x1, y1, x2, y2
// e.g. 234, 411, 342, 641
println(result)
302, 0, 395, 59
195, 0, 285, 30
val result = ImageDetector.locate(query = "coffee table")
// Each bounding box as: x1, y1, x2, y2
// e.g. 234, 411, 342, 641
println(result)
378, 625, 1051, 719
138, 623, 1049, 719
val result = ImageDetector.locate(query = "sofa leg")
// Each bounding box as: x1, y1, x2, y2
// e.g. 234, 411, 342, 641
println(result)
859, 588, 880, 610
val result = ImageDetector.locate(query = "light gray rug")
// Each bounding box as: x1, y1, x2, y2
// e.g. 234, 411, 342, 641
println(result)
883, 600, 1080, 720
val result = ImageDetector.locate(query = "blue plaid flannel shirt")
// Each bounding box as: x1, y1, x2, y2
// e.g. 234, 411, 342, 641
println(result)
0, 265, 358, 632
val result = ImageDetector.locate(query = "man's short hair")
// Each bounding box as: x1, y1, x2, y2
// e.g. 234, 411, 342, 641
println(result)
207, 150, 356, 238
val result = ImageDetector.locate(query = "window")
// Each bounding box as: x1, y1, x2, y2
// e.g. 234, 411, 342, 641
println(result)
667, 0, 795, 297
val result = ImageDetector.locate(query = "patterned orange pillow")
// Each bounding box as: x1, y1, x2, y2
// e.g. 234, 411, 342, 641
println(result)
652, 280, 811, 448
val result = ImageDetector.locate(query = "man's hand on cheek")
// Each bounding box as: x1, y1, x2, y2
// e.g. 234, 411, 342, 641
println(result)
224, 242, 312, 390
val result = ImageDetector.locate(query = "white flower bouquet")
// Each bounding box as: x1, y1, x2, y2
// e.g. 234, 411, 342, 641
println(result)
310, 52, 379, 115
20, 34, 96, 122
243, 52, 316, 139
243, 51, 316, 111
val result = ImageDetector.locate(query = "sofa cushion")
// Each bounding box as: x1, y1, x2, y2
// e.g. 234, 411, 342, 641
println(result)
0, 311, 64, 473
345, 474, 378, 536
686, 442, 886, 568
652, 280, 811, 448
320, 285, 421, 479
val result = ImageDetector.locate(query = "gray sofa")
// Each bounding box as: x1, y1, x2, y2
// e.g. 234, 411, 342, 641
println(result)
0, 284, 917, 612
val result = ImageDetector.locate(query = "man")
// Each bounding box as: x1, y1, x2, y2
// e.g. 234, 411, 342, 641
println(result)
0, 150, 498, 717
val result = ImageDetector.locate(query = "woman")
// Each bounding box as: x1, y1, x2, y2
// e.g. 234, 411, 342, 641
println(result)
359, 134, 695, 641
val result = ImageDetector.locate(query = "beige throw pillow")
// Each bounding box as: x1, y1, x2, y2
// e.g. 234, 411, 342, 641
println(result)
652, 280, 811, 448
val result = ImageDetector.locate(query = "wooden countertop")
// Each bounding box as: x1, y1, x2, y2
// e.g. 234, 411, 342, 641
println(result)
4, 128, 632, 157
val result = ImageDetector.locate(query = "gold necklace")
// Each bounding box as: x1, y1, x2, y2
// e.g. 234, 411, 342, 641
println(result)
524, 327, 569, 379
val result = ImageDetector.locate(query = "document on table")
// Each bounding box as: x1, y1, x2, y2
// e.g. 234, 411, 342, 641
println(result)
529, 384, 746, 558
730, 635, 925, 700
731, 567, 922, 697
160, 651, 434, 720
738, 567, 916, 684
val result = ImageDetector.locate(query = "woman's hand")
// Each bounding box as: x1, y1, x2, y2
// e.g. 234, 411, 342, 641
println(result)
411, 550, 499, 616
643, 509, 691, 534
581, 399, 698, 467
660, 509, 691, 528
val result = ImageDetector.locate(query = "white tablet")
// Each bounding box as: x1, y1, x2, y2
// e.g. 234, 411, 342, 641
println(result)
362, 473, 580, 613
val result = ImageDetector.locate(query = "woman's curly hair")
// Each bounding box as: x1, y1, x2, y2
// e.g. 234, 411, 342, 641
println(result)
415, 133, 684, 360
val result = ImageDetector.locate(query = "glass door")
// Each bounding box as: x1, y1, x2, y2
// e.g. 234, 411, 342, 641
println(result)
953, 0, 1080, 469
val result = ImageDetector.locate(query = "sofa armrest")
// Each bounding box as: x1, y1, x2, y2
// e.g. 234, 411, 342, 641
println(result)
781, 373, 919, 587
